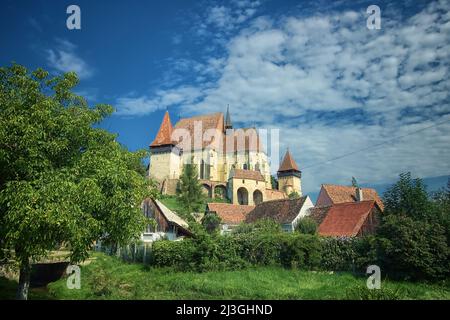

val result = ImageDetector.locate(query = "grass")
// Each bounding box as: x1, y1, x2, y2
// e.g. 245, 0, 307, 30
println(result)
2, 252, 448, 300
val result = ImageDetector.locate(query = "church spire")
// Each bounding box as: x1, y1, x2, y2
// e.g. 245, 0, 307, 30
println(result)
225, 104, 232, 129
150, 111, 174, 147
278, 149, 300, 172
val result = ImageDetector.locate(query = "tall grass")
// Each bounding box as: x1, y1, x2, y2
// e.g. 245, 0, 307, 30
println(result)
44, 253, 450, 300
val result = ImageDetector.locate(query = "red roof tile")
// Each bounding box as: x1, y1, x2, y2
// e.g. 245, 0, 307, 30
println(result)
207, 203, 255, 224
231, 169, 265, 181
245, 196, 308, 224
150, 111, 174, 147
321, 184, 384, 211
318, 201, 377, 237
278, 150, 299, 172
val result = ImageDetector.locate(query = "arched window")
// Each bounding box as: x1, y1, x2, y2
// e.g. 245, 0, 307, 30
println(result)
253, 190, 263, 205
237, 187, 249, 205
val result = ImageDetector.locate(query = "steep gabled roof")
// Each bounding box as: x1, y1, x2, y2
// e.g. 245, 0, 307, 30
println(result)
154, 199, 189, 229
231, 169, 265, 181
245, 196, 308, 224
317, 200, 377, 237
207, 203, 255, 225
173, 112, 224, 150
150, 111, 174, 147
321, 184, 384, 211
278, 150, 299, 172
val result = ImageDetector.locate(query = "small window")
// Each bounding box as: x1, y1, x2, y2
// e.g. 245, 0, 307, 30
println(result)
242, 179, 245, 184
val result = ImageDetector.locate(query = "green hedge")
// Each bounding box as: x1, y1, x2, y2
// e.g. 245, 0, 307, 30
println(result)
151, 233, 323, 271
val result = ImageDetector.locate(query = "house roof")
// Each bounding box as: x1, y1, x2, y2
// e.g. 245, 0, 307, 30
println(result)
278, 149, 299, 172
245, 196, 308, 224
173, 112, 224, 150
321, 184, 384, 210
154, 199, 189, 229
308, 205, 332, 225
231, 169, 265, 181
207, 203, 255, 225
224, 127, 263, 153
150, 111, 174, 147
317, 200, 377, 237
168, 112, 263, 153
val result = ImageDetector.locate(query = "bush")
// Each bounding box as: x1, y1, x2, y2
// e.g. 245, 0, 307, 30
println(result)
320, 237, 378, 273
151, 231, 322, 271
280, 234, 322, 269
296, 217, 317, 235
377, 215, 449, 280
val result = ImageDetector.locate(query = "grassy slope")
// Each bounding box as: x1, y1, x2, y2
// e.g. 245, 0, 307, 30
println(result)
42, 253, 450, 300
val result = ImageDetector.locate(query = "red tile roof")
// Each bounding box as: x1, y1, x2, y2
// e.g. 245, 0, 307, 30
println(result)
231, 169, 265, 181
278, 150, 299, 172
321, 184, 384, 211
173, 113, 224, 150
317, 201, 377, 237
150, 111, 174, 147
207, 203, 255, 225
245, 196, 308, 224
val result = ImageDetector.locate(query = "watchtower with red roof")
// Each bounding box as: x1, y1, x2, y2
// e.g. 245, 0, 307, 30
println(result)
277, 149, 302, 196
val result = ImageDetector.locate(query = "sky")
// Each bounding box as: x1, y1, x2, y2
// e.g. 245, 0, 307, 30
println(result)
1, 0, 450, 196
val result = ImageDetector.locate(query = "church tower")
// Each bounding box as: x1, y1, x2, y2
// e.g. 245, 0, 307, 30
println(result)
149, 111, 181, 182
225, 105, 232, 130
277, 149, 302, 196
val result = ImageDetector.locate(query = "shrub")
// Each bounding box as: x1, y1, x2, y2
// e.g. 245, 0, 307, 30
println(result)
280, 234, 322, 269
377, 214, 449, 280
319, 236, 378, 273
296, 217, 318, 235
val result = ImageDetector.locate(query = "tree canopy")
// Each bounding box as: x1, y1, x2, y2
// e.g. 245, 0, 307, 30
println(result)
0, 64, 156, 299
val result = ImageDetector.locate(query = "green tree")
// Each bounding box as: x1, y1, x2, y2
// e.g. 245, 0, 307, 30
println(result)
177, 160, 206, 214
201, 213, 222, 234
383, 172, 430, 221
271, 175, 278, 190
0, 64, 155, 299
351, 177, 359, 188
378, 173, 449, 280
288, 191, 300, 199
296, 216, 317, 235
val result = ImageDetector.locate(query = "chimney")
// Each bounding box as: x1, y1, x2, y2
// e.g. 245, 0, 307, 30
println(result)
356, 187, 363, 202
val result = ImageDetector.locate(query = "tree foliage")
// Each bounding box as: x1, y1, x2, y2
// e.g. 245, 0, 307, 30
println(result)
0, 64, 156, 299
177, 160, 206, 214
296, 216, 317, 235
378, 172, 449, 280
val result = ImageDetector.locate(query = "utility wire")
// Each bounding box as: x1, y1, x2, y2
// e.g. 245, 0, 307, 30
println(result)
300, 116, 450, 171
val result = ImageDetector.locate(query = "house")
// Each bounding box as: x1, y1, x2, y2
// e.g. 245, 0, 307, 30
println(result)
309, 200, 381, 237
316, 184, 384, 211
141, 198, 191, 242
245, 196, 314, 232
206, 202, 255, 234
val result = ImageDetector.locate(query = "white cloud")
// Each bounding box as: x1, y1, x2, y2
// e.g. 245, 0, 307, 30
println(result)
115, 86, 204, 116
46, 39, 93, 79
123, 0, 450, 192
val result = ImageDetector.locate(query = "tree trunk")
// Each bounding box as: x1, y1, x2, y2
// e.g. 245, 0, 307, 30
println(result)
16, 262, 31, 300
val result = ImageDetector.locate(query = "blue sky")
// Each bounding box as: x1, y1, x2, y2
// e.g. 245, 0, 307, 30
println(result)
1, 0, 449, 195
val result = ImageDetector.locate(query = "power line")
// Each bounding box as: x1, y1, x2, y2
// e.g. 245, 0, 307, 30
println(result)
300, 116, 450, 171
